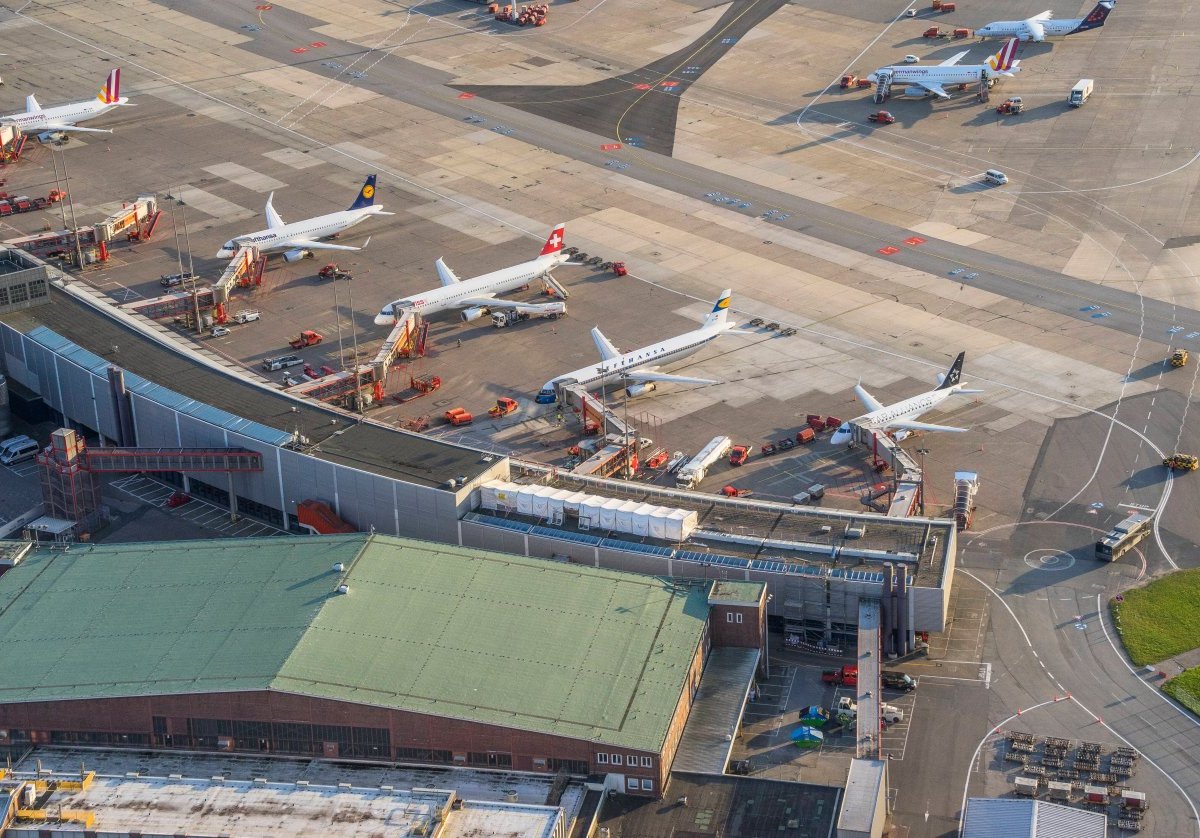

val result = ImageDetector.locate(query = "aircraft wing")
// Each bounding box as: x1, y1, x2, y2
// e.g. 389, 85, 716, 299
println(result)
853, 383, 885, 413
1025, 17, 1046, 40
264, 193, 285, 230
591, 327, 621, 362
283, 239, 362, 253
890, 419, 968, 433
434, 258, 460, 287
624, 369, 718, 386
938, 51, 969, 66
37, 123, 113, 134
915, 81, 951, 99
461, 297, 561, 314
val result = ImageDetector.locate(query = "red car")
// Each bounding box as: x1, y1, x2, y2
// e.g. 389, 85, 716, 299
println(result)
868, 110, 896, 124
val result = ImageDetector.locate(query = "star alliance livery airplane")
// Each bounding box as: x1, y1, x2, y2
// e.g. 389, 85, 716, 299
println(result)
829, 352, 983, 445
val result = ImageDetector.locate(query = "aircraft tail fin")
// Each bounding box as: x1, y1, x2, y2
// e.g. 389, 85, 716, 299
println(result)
1071, 0, 1114, 33
24, 94, 41, 114
97, 69, 120, 105
935, 352, 966, 390
986, 38, 1020, 72
703, 289, 733, 329
539, 223, 566, 256
347, 175, 378, 211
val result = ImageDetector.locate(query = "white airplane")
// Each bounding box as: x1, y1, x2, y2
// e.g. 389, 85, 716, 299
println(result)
535, 289, 740, 404
977, 1, 1115, 42
868, 39, 1020, 99
216, 175, 392, 261
829, 352, 983, 445
374, 224, 570, 325
0, 68, 132, 135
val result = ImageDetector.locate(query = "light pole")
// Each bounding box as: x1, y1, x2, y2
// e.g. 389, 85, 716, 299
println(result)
764, 593, 774, 678
915, 448, 930, 515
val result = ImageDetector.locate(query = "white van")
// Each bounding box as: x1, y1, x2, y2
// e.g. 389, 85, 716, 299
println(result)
984, 169, 1008, 185
0, 434, 34, 455
0, 438, 39, 466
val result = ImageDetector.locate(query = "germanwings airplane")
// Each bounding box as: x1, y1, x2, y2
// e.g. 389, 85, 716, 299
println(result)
535, 290, 740, 404
0, 68, 132, 135
868, 39, 1020, 99
216, 175, 392, 261
829, 352, 983, 445
374, 224, 569, 326
977, 1, 1115, 42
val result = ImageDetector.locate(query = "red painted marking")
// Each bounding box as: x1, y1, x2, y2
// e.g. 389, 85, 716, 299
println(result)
256, 4, 273, 9
310, 41, 328, 48
290, 47, 308, 54
904, 236, 926, 246
600, 143, 622, 151
633, 83, 652, 90
878, 246, 900, 255
457, 92, 476, 99
660, 81, 680, 88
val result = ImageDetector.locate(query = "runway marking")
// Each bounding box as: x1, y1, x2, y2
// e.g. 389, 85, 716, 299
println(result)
877, 246, 900, 255
457, 92, 475, 99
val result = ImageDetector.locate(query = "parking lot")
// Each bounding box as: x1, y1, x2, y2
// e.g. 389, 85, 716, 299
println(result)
110, 475, 286, 539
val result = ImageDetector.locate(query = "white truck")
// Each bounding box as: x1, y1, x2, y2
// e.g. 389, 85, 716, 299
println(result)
676, 435, 733, 490
1068, 78, 1093, 107
836, 696, 904, 724
490, 301, 567, 328
234, 310, 261, 324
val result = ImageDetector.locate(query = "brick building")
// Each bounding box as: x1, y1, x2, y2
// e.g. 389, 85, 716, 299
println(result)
0, 535, 765, 797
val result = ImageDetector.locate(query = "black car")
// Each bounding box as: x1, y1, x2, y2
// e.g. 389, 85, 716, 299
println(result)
761, 442, 778, 456
160, 271, 196, 287
778, 438, 796, 451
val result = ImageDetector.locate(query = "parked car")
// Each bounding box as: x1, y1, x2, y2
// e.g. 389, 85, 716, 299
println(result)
211, 326, 230, 337
160, 271, 196, 287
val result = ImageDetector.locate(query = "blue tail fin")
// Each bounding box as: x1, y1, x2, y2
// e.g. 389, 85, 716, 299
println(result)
347, 175, 378, 211
1071, 0, 1114, 33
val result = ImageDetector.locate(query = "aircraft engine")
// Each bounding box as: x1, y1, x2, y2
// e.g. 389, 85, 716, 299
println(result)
283, 249, 311, 263
460, 306, 490, 323
626, 382, 658, 397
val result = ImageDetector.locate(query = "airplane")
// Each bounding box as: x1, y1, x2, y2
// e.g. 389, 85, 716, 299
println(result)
535, 289, 741, 404
374, 223, 570, 326
976, 1, 1115, 42
829, 352, 983, 445
0, 68, 132, 135
867, 38, 1020, 100
216, 175, 393, 261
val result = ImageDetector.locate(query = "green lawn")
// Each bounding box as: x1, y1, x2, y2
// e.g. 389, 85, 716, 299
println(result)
1110, 569, 1200, 666
1164, 668, 1200, 716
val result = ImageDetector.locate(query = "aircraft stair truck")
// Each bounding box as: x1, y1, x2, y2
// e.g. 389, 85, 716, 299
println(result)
954, 471, 979, 530
676, 435, 733, 489
490, 301, 567, 328
874, 69, 893, 104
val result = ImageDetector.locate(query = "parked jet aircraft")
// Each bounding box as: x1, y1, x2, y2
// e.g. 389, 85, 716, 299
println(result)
829, 352, 983, 444
0, 68, 131, 135
535, 290, 740, 403
868, 39, 1020, 99
374, 223, 570, 326
976, 1, 1115, 42
216, 175, 392, 261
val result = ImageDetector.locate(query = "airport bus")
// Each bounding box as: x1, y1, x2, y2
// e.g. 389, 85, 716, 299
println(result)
1095, 512, 1153, 561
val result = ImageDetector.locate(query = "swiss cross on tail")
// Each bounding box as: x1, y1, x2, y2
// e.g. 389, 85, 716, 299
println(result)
540, 223, 566, 256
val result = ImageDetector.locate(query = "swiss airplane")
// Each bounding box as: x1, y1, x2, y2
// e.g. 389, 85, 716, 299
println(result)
374, 224, 570, 325
0, 69, 132, 135
216, 175, 392, 261
829, 352, 983, 445
868, 39, 1020, 99
535, 290, 741, 404
976, 1, 1115, 42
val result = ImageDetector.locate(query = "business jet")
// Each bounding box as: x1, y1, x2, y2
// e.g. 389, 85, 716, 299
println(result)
535, 290, 741, 404
976, 1, 1115, 41
374, 223, 570, 325
829, 352, 983, 445
868, 38, 1020, 99
216, 175, 392, 261
0, 69, 132, 135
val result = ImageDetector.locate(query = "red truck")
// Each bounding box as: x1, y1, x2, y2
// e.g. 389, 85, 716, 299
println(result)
821, 665, 859, 687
